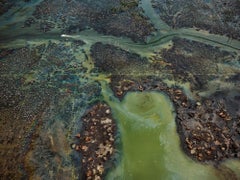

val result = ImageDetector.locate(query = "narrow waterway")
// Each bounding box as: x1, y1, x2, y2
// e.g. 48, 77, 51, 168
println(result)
0, 1, 239, 178
140, 0, 170, 32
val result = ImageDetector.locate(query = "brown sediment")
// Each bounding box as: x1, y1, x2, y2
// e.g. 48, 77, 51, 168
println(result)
151, 0, 240, 40
0, 98, 50, 179
0, 42, 101, 179
72, 103, 118, 180
109, 75, 240, 163
90, 42, 148, 74
29, 0, 155, 42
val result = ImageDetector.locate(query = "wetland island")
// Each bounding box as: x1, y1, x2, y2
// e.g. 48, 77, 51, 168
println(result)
0, 0, 240, 179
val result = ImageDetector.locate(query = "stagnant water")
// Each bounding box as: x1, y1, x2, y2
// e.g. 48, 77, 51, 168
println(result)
101, 82, 240, 179
0, 0, 240, 179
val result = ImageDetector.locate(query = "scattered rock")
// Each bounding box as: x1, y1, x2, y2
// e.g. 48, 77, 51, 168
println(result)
71, 103, 118, 179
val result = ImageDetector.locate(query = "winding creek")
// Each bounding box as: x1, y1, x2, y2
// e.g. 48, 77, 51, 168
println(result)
0, 0, 240, 179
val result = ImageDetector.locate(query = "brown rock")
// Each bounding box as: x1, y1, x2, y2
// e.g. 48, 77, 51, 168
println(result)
190, 149, 196, 154
75, 133, 81, 138
86, 170, 92, 177
82, 145, 88, 152
71, 143, 76, 149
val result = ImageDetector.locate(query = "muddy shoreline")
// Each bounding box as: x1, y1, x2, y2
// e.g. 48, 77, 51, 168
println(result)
109, 75, 240, 164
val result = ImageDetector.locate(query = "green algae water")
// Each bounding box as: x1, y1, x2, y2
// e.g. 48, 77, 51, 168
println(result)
0, 1, 239, 179
101, 82, 237, 180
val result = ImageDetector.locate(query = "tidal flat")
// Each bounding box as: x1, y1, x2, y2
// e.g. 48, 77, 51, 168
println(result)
0, 0, 240, 179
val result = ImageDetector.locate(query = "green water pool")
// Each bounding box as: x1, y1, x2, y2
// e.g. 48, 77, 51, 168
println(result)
101, 84, 240, 179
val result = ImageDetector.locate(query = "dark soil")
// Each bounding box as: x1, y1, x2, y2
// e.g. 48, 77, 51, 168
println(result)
27, 0, 155, 42
90, 42, 148, 74
152, 0, 240, 40
71, 103, 118, 180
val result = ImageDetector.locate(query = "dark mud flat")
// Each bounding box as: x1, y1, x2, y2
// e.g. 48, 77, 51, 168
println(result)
71, 103, 118, 180
21, 0, 155, 42
0, 0, 240, 179
0, 42, 101, 179
159, 37, 239, 91
152, 0, 240, 40
0, 47, 58, 178
90, 42, 148, 74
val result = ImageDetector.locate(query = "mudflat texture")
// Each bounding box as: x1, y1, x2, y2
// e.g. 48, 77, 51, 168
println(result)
0, 0, 240, 179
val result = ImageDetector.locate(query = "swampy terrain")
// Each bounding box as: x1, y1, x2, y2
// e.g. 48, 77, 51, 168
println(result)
0, 0, 240, 179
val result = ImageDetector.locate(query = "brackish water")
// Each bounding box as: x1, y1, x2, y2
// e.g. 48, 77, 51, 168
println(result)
101, 82, 240, 179
0, 0, 240, 179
